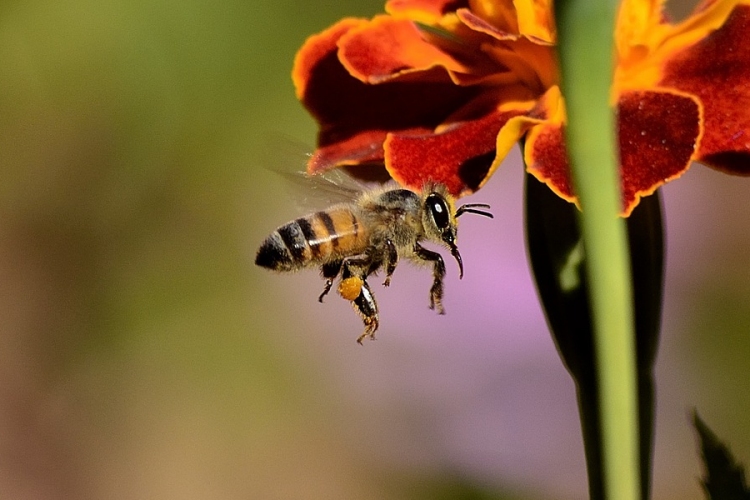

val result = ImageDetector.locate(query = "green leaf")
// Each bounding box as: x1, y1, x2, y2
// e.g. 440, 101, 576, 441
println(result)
694, 411, 750, 500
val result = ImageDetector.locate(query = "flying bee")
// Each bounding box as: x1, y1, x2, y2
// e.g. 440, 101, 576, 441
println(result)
255, 179, 492, 344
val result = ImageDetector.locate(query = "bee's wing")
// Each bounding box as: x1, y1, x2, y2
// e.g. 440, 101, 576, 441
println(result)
261, 133, 389, 210
276, 169, 371, 210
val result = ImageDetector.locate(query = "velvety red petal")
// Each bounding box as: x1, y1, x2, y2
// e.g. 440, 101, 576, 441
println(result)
527, 89, 701, 215
660, 5, 750, 174
525, 121, 574, 203
293, 19, 484, 174
618, 90, 700, 214
338, 16, 469, 83
293, 19, 366, 100
308, 130, 389, 174
384, 110, 525, 196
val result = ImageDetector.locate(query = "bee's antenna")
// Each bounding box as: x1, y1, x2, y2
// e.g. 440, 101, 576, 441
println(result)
456, 203, 493, 219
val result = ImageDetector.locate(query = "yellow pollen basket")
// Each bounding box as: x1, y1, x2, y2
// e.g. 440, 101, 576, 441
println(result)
338, 276, 364, 301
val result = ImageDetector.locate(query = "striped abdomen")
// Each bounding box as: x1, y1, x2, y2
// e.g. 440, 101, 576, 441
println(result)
255, 207, 369, 271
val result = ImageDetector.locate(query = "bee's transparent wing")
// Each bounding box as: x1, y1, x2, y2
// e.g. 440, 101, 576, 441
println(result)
261, 132, 390, 211
277, 169, 372, 210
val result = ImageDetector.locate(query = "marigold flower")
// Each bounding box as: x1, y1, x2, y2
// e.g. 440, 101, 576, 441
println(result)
293, 0, 750, 216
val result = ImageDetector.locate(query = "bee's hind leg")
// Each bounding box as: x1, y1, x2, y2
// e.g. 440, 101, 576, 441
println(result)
353, 279, 379, 344
318, 260, 342, 302
338, 256, 381, 343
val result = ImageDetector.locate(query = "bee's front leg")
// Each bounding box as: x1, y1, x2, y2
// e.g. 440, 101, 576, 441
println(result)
318, 260, 342, 302
414, 243, 446, 314
382, 239, 398, 287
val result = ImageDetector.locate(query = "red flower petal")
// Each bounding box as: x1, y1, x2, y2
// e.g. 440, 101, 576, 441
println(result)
660, 5, 750, 174
527, 89, 701, 215
618, 90, 700, 214
338, 16, 469, 83
308, 130, 390, 174
525, 121, 573, 202
293, 19, 365, 101
384, 110, 525, 196
293, 19, 483, 174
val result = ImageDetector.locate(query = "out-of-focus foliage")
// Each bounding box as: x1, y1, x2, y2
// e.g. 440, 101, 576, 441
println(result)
694, 412, 750, 499
0, 1, 448, 498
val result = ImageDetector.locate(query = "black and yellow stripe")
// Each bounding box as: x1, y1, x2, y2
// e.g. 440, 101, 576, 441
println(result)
255, 207, 368, 272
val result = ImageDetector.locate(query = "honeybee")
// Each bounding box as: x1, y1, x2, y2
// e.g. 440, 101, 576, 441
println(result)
255, 179, 492, 344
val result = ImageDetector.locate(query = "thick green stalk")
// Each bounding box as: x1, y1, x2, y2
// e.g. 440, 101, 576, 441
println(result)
554, 1, 641, 499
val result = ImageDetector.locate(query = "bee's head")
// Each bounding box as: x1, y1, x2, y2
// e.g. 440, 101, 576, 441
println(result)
421, 186, 493, 279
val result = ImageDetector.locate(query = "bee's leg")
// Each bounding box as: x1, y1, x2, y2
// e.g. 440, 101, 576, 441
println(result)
414, 243, 446, 314
318, 260, 342, 302
382, 239, 398, 287
340, 254, 379, 281
354, 279, 379, 344
338, 255, 380, 343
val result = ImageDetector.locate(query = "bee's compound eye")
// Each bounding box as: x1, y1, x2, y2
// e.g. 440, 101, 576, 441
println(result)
426, 193, 450, 230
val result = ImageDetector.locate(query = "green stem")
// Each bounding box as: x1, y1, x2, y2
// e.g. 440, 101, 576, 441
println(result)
554, 1, 641, 499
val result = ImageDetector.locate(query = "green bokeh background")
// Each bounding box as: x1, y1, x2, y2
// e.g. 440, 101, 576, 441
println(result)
1, 1, 749, 499
0, 1, 407, 498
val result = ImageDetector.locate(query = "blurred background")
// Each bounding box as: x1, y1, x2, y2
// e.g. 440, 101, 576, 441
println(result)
1, 0, 748, 498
